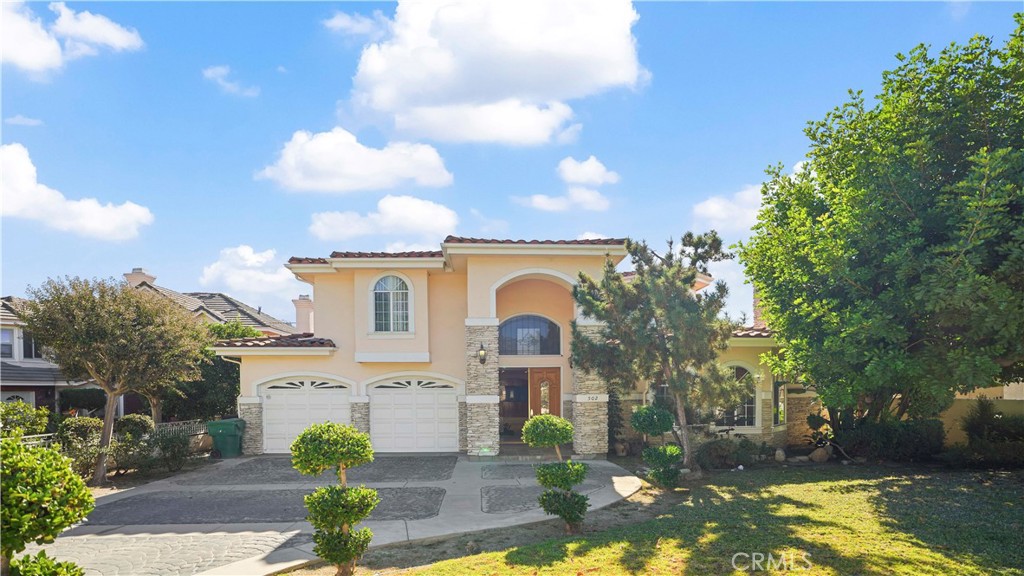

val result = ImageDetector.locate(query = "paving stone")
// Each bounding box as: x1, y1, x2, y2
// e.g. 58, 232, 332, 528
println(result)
177, 455, 458, 485
481, 482, 602, 514
373, 487, 445, 520
27, 532, 297, 576
480, 463, 537, 479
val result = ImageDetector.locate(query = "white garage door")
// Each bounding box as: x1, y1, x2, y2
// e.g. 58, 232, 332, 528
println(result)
261, 379, 351, 453
370, 379, 458, 452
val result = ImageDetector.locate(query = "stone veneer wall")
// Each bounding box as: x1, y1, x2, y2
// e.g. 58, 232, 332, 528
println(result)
351, 402, 370, 434
787, 395, 820, 446
465, 324, 499, 455
237, 402, 263, 455
458, 401, 468, 451
571, 325, 610, 457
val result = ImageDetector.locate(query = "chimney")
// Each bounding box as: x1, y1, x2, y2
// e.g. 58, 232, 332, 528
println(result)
752, 289, 767, 329
293, 295, 314, 333
124, 267, 156, 287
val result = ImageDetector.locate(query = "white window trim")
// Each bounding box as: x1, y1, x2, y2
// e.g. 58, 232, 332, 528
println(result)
368, 271, 415, 335
710, 361, 760, 431
498, 313, 563, 356
0, 327, 15, 360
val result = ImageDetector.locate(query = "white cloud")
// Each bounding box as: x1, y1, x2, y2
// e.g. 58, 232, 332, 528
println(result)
199, 245, 304, 321
5, 115, 43, 127
258, 127, 453, 193
0, 143, 153, 240
350, 0, 645, 145
309, 195, 458, 242
323, 11, 389, 40
517, 186, 610, 212
558, 155, 620, 185
706, 257, 753, 323
469, 208, 509, 235
202, 65, 260, 97
276, 65, 288, 73
1, 1, 142, 74
577, 231, 609, 240
384, 241, 439, 253
692, 184, 761, 235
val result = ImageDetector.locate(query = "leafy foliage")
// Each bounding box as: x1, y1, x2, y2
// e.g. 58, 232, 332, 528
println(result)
535, 461, 589, 491
739, 19, 1024, 426
630, 405, 676, 437
834, 420, 945, 461
606, 389, 624, 449
694, 438, 742, 470
312, 528, 374, 569
304, 486, 380, 531
57, 417, 103, 444
1, 438, 94, 566
642, 445, 683, 487
572, 233, 748, 466
19, 277, 211, 484
152, 431, 191, 472
291, 423, 374, 479
538, 489, 589, 534
114, 414, 154, 438
56, 417, 104, 477
109, 434, 154, 476
163, 322, 264, 421
521, 415, 573, 448
9, 551, 85, 576
0, 402, 49, 437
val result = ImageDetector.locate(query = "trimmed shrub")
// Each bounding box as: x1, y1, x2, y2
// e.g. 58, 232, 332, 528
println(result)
56, 417, 104, 478
536, 461, 589, 491
152, 431, 190, 472
695, 438, 738, 469
522, 415, 574, 461
1, 438, 94, 572
650, 467, 681, 487
110, 434, 154, 476
734, 438, 758, 467
0, 402, 49, 437
538, 490, 589, 534
835, 419, 944, 461
10, 551, 85, 576
630, 405, 675, 437
642, 445, 683, 487
114, 414, 154, 438
291, 423, 373, 481
57, 417, 102, 444
292, 423, 377, 576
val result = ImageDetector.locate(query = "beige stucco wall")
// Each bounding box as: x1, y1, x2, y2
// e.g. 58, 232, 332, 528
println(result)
495, 278, 575, 393
464, 255, 608, 318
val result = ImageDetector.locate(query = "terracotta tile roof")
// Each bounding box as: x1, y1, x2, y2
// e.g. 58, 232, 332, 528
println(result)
443, 235, 626, 246
288, 256, 329, 264
214, 332, 336, 349
732, 326, 774, 338
330, 250, 443, 259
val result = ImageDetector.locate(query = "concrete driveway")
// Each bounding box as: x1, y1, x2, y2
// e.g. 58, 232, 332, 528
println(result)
30, 456, 641, 576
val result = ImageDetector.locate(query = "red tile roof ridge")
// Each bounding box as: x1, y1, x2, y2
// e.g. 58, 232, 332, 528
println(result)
732, 326, 774, 338
443, 235, 626, 246
215, 332, 336, 348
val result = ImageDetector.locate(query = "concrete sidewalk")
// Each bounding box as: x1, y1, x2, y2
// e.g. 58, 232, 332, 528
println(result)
34, 456, 642, 576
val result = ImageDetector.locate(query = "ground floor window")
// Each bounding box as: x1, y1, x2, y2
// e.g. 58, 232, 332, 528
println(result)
715, 366, 756, 427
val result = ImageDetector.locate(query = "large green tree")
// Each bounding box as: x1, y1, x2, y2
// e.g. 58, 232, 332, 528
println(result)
572, 233, 750, 466
739, 18, 1024, 429
162, 321, 263, 422
19, 277, 210, 485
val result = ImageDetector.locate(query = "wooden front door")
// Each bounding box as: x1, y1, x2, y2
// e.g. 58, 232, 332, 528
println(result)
528, 368, 561, 417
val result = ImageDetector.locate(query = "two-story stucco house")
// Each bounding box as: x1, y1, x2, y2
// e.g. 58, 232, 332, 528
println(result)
214, 236, 644, 457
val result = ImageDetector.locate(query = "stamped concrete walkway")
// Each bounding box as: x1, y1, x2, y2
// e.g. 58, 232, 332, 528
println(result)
30, 456, 641, 576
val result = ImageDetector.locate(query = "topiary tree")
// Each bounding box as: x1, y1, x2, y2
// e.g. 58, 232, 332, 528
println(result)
291, 423, 379, 576
1, 437, 94, 576
522, 415, 590, 534
630, 405, 675, 439
0, 402, 49, 437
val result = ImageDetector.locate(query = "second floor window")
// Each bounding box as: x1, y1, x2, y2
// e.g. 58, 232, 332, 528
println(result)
499, 315, 560, 355
373, 275, 409, 332
0, 329, 12, 359
22, 332, 43, 360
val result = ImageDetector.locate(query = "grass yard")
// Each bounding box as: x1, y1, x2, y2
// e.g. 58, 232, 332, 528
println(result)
291, 464, 1023, 576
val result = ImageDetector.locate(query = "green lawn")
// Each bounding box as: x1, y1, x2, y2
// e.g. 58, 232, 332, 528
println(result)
413, 465, 1023, 575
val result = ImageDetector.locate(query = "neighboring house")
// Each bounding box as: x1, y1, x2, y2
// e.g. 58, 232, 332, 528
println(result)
214, 236, 803, 458
123, 268, 297, 336
0, 296, 73, 410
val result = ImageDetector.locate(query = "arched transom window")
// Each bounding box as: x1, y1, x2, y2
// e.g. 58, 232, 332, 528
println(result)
499, 315, 560, 355
374, 275, 410, 332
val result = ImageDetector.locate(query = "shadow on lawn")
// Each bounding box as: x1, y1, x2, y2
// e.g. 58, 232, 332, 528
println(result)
503, 466, 1022, 575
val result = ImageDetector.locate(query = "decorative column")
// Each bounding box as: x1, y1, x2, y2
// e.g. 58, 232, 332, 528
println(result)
464, 318, 500, 456
350, 396, 370, 434
237, 396, 264, 455
571, 323, 609, 458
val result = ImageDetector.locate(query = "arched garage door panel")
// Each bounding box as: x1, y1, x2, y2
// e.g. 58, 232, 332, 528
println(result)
370, 379, 458, 452
262, 379, 351, 453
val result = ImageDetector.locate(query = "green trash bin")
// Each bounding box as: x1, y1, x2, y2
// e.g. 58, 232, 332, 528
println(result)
206, 418, 246, 458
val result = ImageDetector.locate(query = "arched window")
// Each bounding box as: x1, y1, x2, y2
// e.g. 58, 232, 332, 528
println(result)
498, 315, 560, 355
715, 366, 756, 427
373, 275, 409, 332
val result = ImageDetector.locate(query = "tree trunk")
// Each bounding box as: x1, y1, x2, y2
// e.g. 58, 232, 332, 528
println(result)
92, 391, 120, 486
2, 552, 11, 576
147, 394, 163, 424
337, 464, 347, 487
554, 444, 563, 462
671, 391, 693, 468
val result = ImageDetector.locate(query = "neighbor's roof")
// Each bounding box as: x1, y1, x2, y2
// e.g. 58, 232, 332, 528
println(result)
0, 362, 64, 384
732, 326, 774, 338
214, 332, 336, 349
1, 296, 27, 324
185, 292, 297, 335
443, 235, 626, 246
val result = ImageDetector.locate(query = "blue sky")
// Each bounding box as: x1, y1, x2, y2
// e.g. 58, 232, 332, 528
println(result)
2, 1, 1019, 322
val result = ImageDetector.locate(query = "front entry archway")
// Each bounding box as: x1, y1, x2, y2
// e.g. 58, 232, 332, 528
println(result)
498, 367, 561, 440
